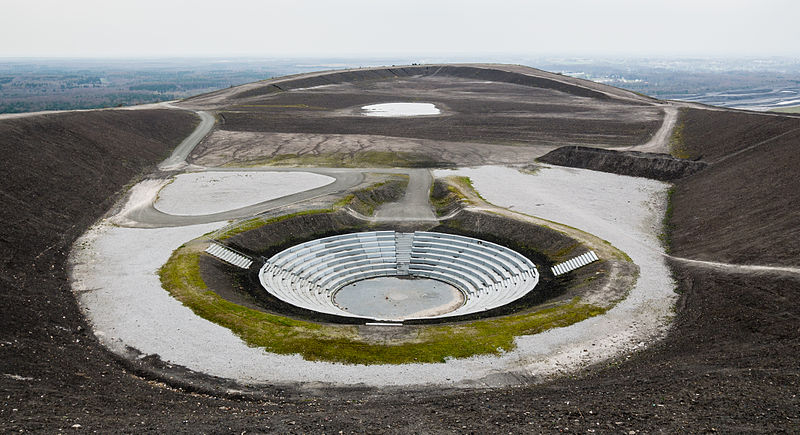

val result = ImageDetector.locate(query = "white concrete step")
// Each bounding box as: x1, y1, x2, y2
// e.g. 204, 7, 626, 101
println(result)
551, 251, 598, 276
205, 243, 253, 269
395, 232, 414, 275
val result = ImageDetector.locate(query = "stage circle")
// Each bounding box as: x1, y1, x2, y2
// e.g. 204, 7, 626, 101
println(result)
333, 276, 464, 320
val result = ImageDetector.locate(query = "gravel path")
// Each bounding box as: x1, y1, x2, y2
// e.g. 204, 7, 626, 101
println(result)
628, 104, 678, 153
373, 168, 436, 221
157, 109, 215, 171
668, 255, 800, 276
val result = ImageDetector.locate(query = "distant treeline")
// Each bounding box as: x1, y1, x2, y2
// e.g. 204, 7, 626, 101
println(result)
0, 93, 177, 113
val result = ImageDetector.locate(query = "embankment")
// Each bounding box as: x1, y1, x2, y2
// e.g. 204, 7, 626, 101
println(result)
537, 145, 707, 181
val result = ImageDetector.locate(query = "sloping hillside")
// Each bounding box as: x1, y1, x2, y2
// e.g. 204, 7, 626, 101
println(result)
668, 109, 800, 265
0, 109, 201, 431
1, 70, 798, 432
180, 64, 663, 168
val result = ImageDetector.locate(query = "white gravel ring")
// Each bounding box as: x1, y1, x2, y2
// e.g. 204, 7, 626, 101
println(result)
70, 165, 676, 388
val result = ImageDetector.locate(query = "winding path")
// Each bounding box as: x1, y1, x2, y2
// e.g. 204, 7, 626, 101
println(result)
158, 109, 215, 171
627, 104, 679, 153
668, 255, 800, 276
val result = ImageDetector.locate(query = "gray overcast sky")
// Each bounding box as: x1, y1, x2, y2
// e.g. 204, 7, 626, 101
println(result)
1, 0, 798, 58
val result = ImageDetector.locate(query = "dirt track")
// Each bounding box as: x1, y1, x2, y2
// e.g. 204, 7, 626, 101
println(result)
2, 65, 799, 432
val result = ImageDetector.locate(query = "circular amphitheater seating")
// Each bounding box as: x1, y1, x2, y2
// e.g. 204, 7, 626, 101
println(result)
258, 231, 539, 321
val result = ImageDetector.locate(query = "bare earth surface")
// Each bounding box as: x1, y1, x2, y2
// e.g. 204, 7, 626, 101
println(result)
183, 64, 663, 169
190, 130, 556, 167
3, 65, 799, 432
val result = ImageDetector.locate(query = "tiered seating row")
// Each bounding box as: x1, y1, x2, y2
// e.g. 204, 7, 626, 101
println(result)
551, 251, 598, 276
405, 232, 539, 319
258, 231, 398, 318
256, 231, 540, 321
205, 243, 253, 269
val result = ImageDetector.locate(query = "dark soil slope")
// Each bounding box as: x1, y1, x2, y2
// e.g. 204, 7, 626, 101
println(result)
0, 109, 204, 430
668, 109, 800, 265
0, 110, 197, 275
1, 101, 798, 431
185, 64, 662, 149
230, 65, 615, 101
538, 145, 708, 181
677, 108, 800, 162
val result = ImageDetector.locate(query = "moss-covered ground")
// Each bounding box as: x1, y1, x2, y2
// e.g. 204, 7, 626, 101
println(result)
160, 244, 607, 365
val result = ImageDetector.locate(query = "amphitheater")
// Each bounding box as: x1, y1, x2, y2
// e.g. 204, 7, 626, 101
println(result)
253, 231, 539, 321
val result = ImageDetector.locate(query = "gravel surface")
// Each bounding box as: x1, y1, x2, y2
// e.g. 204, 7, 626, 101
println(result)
154, 171, 334, 216
71, 165, 674, 388
435, 165, 676, 380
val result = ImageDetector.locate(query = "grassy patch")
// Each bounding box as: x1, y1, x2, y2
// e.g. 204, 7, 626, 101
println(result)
333, 194, 355, 209
453, 176, 485, 201
668, 110, 689, 159
213, 176, 407, 238
346, 176, 408, 216
229, 151, 447, 168
552, 243, 581, 263
429, 178, 469, 217
769, 105, 800, 114
658, 186, 676, 252
160, 244, 608, 364
215, 209, 334, 240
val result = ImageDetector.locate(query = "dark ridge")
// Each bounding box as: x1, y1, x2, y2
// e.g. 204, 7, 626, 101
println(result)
437, 66, 610, 100
676, 107, 800, 162
667, 109, 800, 265
233, 65, 612, 101
537, 145, 708, 181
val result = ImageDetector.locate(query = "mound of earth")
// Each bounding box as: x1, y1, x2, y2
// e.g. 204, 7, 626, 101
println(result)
181, 64, 664, 168
668, 108, 800, 265
537, 145, 708, 181
1, 66, 798, 432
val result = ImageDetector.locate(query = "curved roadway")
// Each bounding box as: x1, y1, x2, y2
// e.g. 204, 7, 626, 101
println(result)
115, 105, 436, 227
158, 109, 215, 171
121, 168, 363, 228
119, 167, 435, 228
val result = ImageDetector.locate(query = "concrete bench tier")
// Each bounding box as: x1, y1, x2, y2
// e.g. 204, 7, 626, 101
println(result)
414, 231, 536, 271
257, 231, 539, 321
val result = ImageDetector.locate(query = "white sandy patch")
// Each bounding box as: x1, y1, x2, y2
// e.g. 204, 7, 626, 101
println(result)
362, 102, 440, 117
434, 165, 677, 381
154, 171, 334, 216
71, 164, 675, 388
